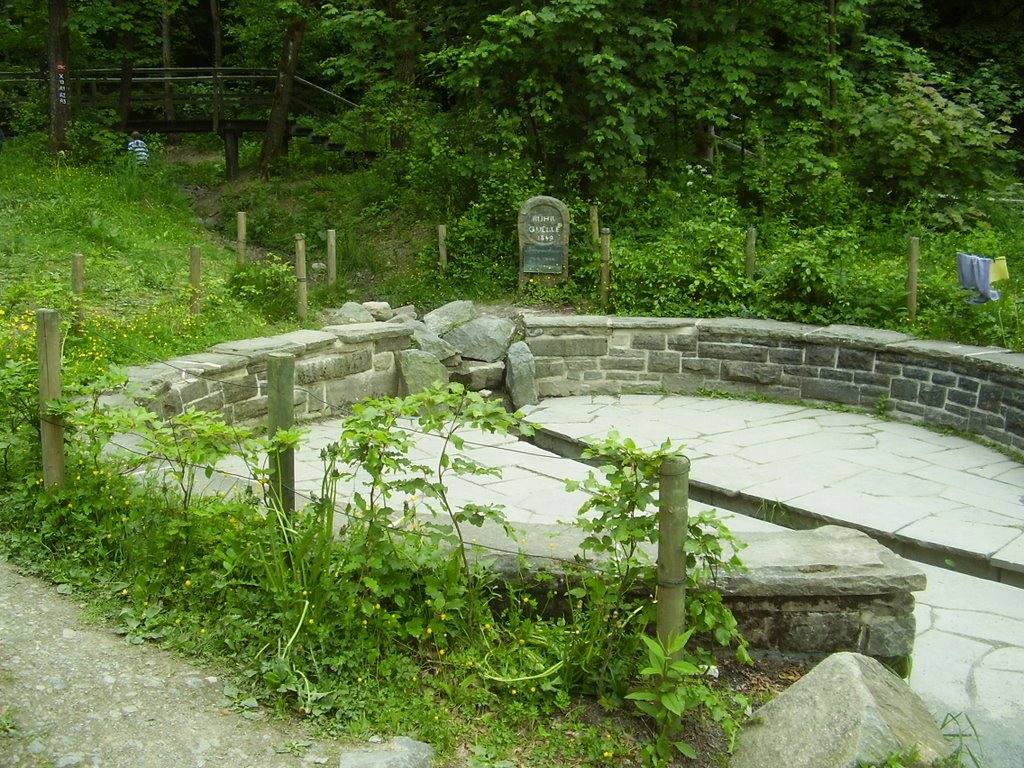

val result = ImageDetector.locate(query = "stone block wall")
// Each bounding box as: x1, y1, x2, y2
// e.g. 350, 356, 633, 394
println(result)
525, 316, 1024, 453
126, 323, 412, 424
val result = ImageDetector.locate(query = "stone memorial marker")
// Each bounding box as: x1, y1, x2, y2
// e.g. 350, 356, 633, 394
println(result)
518, 195, 569, 285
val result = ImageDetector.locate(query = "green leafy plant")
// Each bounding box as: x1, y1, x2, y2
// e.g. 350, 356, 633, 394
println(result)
628, 630, 749, 764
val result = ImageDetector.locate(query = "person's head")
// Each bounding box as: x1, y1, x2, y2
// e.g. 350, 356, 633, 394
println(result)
131, 131, 142, 140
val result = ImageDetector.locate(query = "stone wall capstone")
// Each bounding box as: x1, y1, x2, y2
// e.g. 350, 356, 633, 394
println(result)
524, 316, 1024, 453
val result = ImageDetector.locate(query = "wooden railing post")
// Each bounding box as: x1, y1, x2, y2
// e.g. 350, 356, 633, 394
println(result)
36, 309, 65, 489
189, 245, 201, 316
236, 211, 247, 265
327, 228, 337, 287
438, 224, 448, 274
600, 228, 611, 310
71, 253, 85, 331
745, 227, 757, 280
267, 353, 295, 515
295, 234, 307, 321
657, 455, 690, 657
907, 236, 920, 324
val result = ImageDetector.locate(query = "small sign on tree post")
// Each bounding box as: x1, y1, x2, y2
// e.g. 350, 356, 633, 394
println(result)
518, 195, 569, 287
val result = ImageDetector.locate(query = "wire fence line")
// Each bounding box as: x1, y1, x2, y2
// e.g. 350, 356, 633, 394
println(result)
45, 315, 656, 572
75, 317, 593, 461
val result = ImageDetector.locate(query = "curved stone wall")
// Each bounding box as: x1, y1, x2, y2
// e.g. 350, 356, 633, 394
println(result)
125, 313, 1024, 455
524, 316, 1024, 454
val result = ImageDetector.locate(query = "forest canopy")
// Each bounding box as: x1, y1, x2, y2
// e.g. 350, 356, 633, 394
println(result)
2, 0, 1020, 207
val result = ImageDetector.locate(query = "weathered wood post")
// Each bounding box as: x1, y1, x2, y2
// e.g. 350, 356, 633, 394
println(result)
36, 308, 65, 489
600, 228, 611, 311
236, 211, 247, 265
745, 227, 757, 280
907, 236, 920, 324
71, 253, 85, 330
657, 455, 690, 657
267, 352, 295, 515
327, 228, 337, 287
295, 234, 307, 321
438, 224, 448, 274
189, 246, 201, 316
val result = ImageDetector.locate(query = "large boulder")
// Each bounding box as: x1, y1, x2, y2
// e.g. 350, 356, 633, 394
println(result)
335, 736, 432, 768
731, 652, 953, 768
450, 360, 505, 391
322, 301, 375, 325
423, 300, 476, 337
403, 320, 461, 365
505, 340, 538, 409
396, 349, 449, 396
362, 301, 394, 321
442, 315, 516, 363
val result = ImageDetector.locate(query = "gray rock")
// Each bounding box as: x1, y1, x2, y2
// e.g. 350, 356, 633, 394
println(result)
731, 652, 953, 768
387, 305, 419, 323
505, 340, 538, 409
404, 320, 461, 364
450, 361, 505, 391
322, 302, 375, 325
396, 349, 450, 396
423, 300, 476, 337
362, 301, 394, 321
442, 316, 516, 363
335, 736, 432, 768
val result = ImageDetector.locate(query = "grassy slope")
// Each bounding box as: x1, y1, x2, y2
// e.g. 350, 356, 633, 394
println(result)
0, 136, 293, 369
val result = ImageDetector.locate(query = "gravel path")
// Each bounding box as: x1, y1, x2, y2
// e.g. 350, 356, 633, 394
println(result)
0, 557, 347, 768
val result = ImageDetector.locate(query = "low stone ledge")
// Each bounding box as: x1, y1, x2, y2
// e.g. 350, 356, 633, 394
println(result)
208, 335, 308, 362
803, 324, 913, 349
325, 322, 413, 345
462, 520, 923, 662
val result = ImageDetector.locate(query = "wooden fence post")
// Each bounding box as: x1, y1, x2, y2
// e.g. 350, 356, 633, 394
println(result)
36, 308, 65, 489
190, 246, 201, 316
438, 224, 447, 274
236, 211, 247, 265
907, 236, 920, 324
745, 227, 757, 280
295, 234, 307, 321
327, 228, 337, 287
267, 352, 295, 515
600, 228, 611, 310
657, 455, 690, 657
71, 253, 85, 331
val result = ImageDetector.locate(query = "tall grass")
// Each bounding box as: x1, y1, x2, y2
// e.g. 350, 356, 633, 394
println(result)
0, 135, 284, 369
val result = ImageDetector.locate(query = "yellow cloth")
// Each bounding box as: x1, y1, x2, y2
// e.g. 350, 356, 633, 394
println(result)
991, 256, 1010, 282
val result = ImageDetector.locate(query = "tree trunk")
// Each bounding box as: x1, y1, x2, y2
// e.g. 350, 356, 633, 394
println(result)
48, 0, 70, 155
210, 0, 222, 68
258, 18, 306, 174
162, 2, 176, 125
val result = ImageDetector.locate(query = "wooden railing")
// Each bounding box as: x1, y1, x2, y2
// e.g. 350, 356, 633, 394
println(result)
0, 67, 377, 153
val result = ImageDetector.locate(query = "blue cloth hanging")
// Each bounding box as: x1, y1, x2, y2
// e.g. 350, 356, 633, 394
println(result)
956, 252, 1001, 304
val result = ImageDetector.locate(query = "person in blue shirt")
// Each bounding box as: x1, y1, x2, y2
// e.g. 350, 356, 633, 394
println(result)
127, 131, 149, 164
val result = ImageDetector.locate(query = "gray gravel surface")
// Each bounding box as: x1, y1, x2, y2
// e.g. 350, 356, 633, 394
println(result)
0, 557, 348, 768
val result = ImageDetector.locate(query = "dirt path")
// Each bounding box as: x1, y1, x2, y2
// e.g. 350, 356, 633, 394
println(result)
0, 557, 346, 768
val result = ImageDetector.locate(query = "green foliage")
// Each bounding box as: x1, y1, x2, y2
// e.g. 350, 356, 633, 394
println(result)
608, 215, 749, 318
628, 631, 748, 765
0, 367, 754, 764
846, 71, 1017, 208
227, 257, 298, 322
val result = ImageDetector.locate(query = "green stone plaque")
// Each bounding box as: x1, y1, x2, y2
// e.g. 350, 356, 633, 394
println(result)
522, 244, 565, 274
